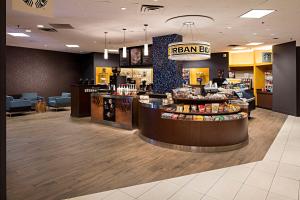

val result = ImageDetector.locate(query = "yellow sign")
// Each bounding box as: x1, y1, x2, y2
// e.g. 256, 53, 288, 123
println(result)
168, 42, 211, 61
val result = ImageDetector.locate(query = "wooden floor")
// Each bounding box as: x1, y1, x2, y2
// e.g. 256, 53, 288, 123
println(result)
7, 108, 287, 200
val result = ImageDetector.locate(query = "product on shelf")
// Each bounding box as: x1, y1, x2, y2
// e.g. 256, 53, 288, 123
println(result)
171, 114, 179, 120
172, 87, 228, 100
205, 104, 212, 113
218, 104, 225, 112
198, 105, 205, 113
176, 105, 183, 112
185, 115, 193, 120
263, 71, 273, 93
161, 112, 248, 121
165, 103, 240, 115
211, 103, 219, 114
178, 114, 185, 120
139, 95, 150, 104
183, 105, 190, 113
191, 105, 197, 112
193, 115, 204, 121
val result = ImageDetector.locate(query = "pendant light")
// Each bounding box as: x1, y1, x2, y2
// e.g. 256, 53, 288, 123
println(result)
104, 32, 108, 60
122, 28, 127, 58
144, 24, 149, 56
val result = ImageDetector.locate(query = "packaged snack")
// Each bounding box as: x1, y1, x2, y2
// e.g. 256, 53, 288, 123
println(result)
183, 105, 190, 113
191, 105, 197, 112
161, 113, 172, 119
218, 104, 224, 112
176, 105, 183, 112
193, 115, 204, 121
198, 105, 205, 113
205, 104, 212, 113
214, 115, 225, 121
212, 103, 219, 114
185, 115, 193, 121
178, 114, 185, 120
204, 116, 213, 121
172, 114, 179, 119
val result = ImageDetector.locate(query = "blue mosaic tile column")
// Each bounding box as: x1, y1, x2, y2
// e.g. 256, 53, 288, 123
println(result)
153, 34, 183, 94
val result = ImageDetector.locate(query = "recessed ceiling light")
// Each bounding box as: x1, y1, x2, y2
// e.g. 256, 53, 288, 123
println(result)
37, 25, 44, 28
246, 42, 263, 46
253, 33, 257, 35
108, 49, 119, 52
7, 32, 30, 37
121, 7, 127, 10
65, 44, 80, 48
254, 45, 272, 50
227, 26, 232, 29
240, 9, 275, 19
232, 47, 246, 50
25, 29, 31, 33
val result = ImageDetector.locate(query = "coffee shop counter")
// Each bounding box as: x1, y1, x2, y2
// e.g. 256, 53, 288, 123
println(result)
91, 93, 139, 130
138, 98, 249, 152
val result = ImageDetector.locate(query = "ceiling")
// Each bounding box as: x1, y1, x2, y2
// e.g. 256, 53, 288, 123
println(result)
6, 0, 300, 54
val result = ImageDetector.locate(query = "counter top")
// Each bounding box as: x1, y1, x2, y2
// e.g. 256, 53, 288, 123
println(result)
91, 93, 137, 99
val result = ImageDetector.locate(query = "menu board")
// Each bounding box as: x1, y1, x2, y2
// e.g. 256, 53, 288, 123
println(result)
119, 48, 130, 67
130, 48, 142, 65
103, 97, 115, 121
142, 45, 153, 65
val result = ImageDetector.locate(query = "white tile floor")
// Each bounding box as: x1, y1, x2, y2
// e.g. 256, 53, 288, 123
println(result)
67, 116, 300, 200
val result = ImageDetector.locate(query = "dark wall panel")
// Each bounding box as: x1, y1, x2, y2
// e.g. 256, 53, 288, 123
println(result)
6, 46, 82, 98
94, 52, 119, 68
273, 41, 297, 116
297, 47, 300, 116
178, 52, 229, 79
1, 0, 6, 199
79, 53, 94, 80
153, 34, 183, 93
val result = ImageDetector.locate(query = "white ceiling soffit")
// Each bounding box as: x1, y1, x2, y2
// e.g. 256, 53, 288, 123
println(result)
6, 0, 300, 54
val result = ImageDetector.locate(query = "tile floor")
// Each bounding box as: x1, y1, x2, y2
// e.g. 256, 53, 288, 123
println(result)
67, 116, 300, 200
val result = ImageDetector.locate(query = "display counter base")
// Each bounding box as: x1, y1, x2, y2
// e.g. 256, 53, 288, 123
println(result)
138, 132, 249, 153
92, 119, 134, 130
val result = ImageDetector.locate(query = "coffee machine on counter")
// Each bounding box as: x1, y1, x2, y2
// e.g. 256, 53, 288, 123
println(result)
109, 67, 126, 91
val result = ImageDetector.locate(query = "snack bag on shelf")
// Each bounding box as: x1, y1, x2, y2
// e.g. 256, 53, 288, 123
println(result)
214, 115, 225, 121
218, 104, 225, 112
176, 105, 183, 112
185, 115, 193, 121
212, 103, 219, 114
171, 114, 179, 120
178, 114, 185, 120
191, 105, 197, 112
183, 105, 190, 113
204, 116, 213, 121
205, 104, 212, 113
198, 105, 205, 113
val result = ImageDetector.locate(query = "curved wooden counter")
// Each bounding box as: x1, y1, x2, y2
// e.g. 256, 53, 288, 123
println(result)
138, 103, 249, 152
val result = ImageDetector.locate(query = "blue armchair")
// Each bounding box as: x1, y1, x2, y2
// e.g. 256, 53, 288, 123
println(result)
47, 92, 71, 109
6, 96, 32, 115
21, 92, 44, 107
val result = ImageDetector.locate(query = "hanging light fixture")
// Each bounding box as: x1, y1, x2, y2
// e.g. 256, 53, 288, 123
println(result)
144, 24, 149, 56
104, 32, 108, 60
168, 21, 211, 61
122, 28, 127, 58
